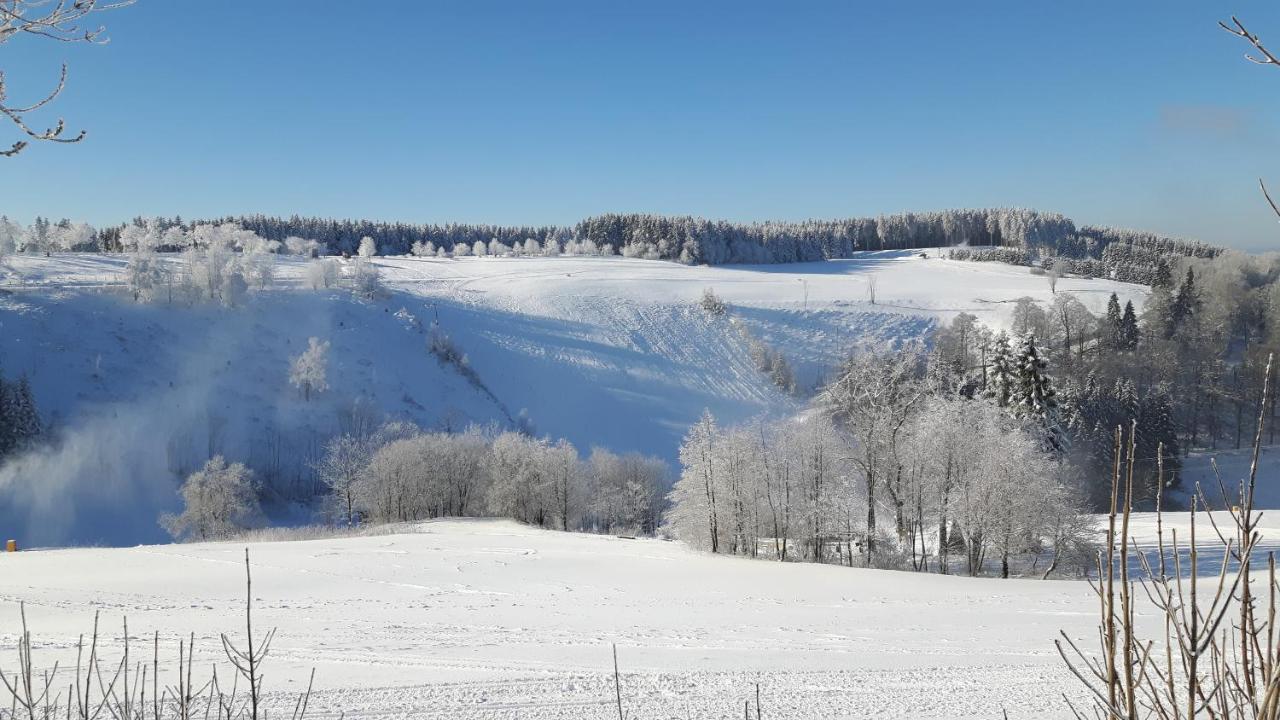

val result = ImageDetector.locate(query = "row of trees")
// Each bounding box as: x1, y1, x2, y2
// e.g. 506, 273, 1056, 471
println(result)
5, 207, 1221, 270
668, 247, 1278, 575
949, 231, 1218, 285
665, 342, 1092, 577
164, 421, 669, 541
122, 223, 386, 306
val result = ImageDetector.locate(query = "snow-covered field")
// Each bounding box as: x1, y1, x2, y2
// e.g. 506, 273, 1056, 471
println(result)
11, 514, 1280, 719
3, 518, 1099, 719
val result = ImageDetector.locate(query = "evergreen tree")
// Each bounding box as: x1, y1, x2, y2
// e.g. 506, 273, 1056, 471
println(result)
985, 331, 1016, 408
1103, 293, 1123, 350
1120, 301, 1139, 350
1014, 334, 1068, 454
10, 375, 41, 450
1167, 268, 1200, 337
1152, 259, 1174, 290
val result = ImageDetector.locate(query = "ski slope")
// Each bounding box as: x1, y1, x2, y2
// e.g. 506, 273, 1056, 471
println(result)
2, 518, 1104, 719
0, 252, 1147, 547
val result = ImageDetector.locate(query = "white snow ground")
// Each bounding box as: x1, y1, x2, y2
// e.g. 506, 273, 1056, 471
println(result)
3, 518, 1110, 720
0, 251, 1146, 548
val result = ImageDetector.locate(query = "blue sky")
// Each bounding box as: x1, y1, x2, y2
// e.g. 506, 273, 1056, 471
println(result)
2, 1, 1280, 250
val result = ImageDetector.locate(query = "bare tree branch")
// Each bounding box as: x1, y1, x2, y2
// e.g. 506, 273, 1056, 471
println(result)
1221, 16, 1280, 225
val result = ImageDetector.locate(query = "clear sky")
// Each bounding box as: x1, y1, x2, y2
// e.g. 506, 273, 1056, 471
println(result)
3, 1, 1280, 250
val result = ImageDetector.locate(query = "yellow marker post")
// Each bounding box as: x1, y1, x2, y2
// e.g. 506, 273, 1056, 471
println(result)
5, 540, 15, 552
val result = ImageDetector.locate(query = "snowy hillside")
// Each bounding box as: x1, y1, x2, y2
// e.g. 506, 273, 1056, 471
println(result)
0, 252, 1147, 546
1, 518, 1113, 719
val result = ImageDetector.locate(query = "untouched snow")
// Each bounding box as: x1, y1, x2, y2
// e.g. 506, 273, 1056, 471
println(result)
0, 252, 1147, 547
4, 518, 1106, 720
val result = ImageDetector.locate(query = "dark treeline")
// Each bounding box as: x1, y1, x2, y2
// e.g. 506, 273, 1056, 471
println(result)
949, 225, 1223, 284
88, 208, 1222, 269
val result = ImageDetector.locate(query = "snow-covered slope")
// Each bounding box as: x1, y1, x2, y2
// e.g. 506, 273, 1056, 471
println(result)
0, 252, 1147, 546
2, 518, 1104, 719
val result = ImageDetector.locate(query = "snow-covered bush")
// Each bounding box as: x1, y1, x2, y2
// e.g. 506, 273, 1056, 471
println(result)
305, 258, 339, 289
699, 288, 727, 316
347, 258, 381, 299
357, 236, 377, 258
125, 251, 167, 303
161, 456, 262, 541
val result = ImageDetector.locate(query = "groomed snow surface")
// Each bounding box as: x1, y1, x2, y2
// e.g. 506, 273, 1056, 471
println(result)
7, 519, 1100, 719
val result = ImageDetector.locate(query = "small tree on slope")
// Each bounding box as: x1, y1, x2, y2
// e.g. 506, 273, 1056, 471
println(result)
289, 337, 330, 401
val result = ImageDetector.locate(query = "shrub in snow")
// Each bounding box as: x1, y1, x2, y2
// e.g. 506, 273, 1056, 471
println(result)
699, 288, 727, 316
161, 456, 262, 541
347, 258, 381, 299
125, 251, 166, 303
357, 236, 377, 258
306, 258, 339, 289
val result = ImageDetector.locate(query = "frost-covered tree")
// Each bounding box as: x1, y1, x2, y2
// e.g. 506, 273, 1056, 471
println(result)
314, 434, 373, 525
1013, 334, 1067, 454
347, 258, 381, 299
125, 250, 167, 303
285, 236, 324, 257
821, 343, 925, 556
0, 216, 22, 256
669, 410, 722, 552
472, 240, 487, 257
306, 258, 339, 290
357, 236, 377, 258
161, 456, 261, 541
986, 331, 1016, 408
289, 337, 330, 401
487, 432, 553, 526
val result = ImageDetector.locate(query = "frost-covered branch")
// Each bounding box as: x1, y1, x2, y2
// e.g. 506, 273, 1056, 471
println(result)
0, 0, 134, 156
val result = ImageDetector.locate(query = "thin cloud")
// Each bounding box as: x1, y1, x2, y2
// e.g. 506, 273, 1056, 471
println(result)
1158, 104, 1253, 143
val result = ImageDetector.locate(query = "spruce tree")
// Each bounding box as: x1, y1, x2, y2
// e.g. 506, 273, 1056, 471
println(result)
1014, 334, 1068, 454
985, 331, 1016, 408
1167, 268, 1200, 337
10, 375, 41, 450
1120, 301, 1139, 350
1104, 293, 1123, 350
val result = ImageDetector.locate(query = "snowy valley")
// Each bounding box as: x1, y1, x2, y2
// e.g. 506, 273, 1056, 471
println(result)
0, 251, 1146, 547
